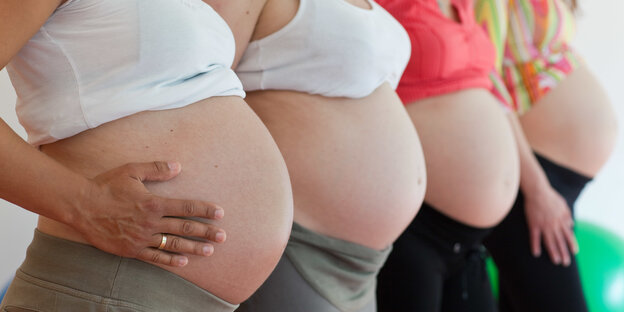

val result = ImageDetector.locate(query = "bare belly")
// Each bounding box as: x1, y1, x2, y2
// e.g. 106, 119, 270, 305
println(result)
519, 65, 618, 177
406, 89, 520, 228
246, 84, 427, 250
37, 96, 293, 303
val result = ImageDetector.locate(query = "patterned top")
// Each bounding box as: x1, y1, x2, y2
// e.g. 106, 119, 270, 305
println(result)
475, 0, 579, 114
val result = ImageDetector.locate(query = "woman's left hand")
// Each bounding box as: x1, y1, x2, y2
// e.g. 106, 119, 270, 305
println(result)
523, 186, 578, 266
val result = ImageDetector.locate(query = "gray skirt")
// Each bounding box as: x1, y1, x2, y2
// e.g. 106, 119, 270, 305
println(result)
237, 223, 392, 312
0, 230, 237, 312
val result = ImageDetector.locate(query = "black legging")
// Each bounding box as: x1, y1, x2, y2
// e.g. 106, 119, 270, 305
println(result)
484, 153, 592, 312
377, 203, 496, 312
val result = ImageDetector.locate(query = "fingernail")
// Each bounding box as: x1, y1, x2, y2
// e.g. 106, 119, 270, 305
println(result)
177, 257, 188, 266
167, 162, 180, 171
215, 231, 226, 243
214, 208, 224, 219
203, 245, 214, 256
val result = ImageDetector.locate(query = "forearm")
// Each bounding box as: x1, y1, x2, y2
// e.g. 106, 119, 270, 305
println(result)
507, 112, 550, 195
507, 113, 577, 264
0, 120, 88, 225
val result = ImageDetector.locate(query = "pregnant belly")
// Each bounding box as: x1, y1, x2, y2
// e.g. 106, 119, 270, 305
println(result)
37, 96, 293, 303
246, 84, 427, 250
406, 89, 520, 228
519, 65, 618, 177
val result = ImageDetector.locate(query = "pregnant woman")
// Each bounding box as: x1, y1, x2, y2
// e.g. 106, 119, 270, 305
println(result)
0, 0, 293, 311
375, 0, 521, 310
476, 0, 619, 311
209, 0, 427, 310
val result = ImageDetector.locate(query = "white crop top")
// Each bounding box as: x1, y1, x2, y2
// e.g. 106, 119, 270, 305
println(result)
7, 0, 245, 146
235, 0, 411, 99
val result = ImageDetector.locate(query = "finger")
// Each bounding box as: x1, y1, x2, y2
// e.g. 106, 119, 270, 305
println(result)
136, 248, 189, 267
561, 212, 578, 255
153, 234, 214, 256
543, 233, 562, 265
530, 227, 542, 257
562, 223, 579, 255
554, 230, 571, 267
126, 161, 182, 182
162, 198, 225, 220
160, 218, 226, 243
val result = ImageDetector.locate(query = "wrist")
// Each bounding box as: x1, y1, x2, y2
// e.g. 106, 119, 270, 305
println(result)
520, 172, 551, 196
59, 175, 94, 230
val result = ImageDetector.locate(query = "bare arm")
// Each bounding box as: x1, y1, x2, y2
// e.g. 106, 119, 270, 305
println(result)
0, 0, 226, 267
507, 112, 577, 266
204, 0, 268, 67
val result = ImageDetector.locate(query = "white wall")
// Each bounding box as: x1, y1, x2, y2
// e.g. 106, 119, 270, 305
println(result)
0, 70, 35, 286
1, 0, 623, 286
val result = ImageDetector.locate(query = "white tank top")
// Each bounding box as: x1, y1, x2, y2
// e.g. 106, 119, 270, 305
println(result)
7, 0, 244, 146
235, 0, 411, 99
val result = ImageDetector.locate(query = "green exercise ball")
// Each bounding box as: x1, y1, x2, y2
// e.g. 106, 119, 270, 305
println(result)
486, 256, 499, 299
576, 221, 624, 312
486, 221, 624, 312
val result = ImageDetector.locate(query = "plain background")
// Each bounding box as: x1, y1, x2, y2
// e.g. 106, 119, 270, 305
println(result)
0, 1, 622, 287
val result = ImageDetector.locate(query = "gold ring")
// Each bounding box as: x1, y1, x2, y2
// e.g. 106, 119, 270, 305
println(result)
158, 234, 167, 250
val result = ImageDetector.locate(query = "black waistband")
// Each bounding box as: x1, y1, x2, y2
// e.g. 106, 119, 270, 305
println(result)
535, 153, 592, 209
407, 202, 493, 250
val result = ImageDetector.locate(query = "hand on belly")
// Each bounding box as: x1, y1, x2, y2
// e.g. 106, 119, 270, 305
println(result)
68, 160, 227, 267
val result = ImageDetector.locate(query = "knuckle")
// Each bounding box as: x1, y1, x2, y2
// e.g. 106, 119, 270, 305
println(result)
151, 252, 162, 263
153, 161, 168, 173
204, 205, 213, 218
136, 249, 148, 261
205, 226, 215, 238
123, 163, 138, 172
142, 198, 162, 213
182, 201, 195, 215
170, 237, 182, 251
196, 244, 204, 255
133, 241, 147, 253
143, 218, 159, 230
121, 246, 136, 258
182, 221, 194, 234
169, 257, 180, 266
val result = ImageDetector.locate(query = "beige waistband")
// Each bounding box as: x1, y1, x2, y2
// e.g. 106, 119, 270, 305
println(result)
285, 223, 392, 311
16, 230, 237, 312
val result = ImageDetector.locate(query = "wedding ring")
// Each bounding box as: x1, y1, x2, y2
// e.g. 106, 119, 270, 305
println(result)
158, 234, 167, 250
